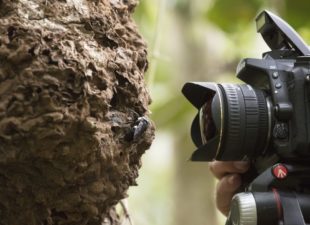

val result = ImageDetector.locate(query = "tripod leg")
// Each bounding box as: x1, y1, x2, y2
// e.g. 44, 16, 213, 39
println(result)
280, 192, 306, 225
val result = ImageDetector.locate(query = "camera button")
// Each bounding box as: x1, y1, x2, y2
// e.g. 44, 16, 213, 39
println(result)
275, 83, 282, 89
272, 72, 279, 79
272, 164, 288, 179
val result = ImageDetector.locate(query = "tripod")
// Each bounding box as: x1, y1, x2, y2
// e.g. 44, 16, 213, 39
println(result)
225, 164, 310, 225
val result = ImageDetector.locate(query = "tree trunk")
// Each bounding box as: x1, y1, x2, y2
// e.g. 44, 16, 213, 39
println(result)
0, 0, 154, 225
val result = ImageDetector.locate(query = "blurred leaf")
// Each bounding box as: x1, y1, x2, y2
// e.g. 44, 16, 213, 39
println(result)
299, 28, 310, 44
134, 1, 156, 23
174, 0, 192, 18
206, 0, 263, 33
284, 0, 310, 29
150, 92, 195, 130
134, 1, 158, 42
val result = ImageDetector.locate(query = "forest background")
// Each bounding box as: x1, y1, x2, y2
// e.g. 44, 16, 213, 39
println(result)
127, 1, 310, 225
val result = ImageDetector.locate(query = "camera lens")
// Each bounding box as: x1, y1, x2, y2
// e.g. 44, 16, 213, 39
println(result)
199, 98, 216, 144
182, 82, 272, 161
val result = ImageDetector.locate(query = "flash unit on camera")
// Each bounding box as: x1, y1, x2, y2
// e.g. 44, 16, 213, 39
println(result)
256, 12, 267, 32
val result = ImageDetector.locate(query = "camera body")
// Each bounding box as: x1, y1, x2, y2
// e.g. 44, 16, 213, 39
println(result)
182, 10, 310, 225
238, 48, 310, 162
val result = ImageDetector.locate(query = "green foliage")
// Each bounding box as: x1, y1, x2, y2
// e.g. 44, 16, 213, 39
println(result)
206, 0, 263, 32
284, 0, 310, 29
134, 1, 157, 42
174, 0, 192, 18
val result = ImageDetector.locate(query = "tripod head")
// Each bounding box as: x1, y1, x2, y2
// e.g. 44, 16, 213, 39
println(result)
227, 163, 310, 225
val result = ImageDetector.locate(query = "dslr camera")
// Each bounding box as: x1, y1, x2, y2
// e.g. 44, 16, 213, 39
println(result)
182, 10, 310, 225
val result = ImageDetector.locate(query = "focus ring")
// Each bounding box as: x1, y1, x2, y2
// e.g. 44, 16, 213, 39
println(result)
240, 85, 260, 158
240, 85, 269, 158
217, 84, 270, 160
219, 84, 245, 160
223, 84, 241, 145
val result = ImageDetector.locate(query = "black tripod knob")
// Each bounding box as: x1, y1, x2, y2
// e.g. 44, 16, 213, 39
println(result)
227, 192, 278, 225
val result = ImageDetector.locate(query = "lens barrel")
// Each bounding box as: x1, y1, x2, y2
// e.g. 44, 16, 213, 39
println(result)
182, 82, 271, 161
218, 84, 270, 160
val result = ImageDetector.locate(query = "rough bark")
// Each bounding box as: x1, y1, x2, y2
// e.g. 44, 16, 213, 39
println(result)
0, 0, 154, 224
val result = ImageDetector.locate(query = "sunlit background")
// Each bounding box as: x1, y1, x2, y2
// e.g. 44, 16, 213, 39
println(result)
125, 1, 310, 225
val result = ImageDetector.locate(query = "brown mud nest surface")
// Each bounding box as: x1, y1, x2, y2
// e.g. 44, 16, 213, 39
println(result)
0, 0, 154, 224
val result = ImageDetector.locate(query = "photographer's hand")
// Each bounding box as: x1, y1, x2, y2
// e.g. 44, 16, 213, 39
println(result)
209, 161, 249, 216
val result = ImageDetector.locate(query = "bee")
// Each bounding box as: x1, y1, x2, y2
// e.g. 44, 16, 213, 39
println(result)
132, 116, 149, 140
110, 109, 150, 142
125, 116, 149, 142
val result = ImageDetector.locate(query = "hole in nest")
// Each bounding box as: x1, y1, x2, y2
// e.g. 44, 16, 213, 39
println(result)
111, 126, 117, 133
4, 122, 17, 135
93, 76, 107, 90
7, 26, 16, 41
42, 49, 50, 56
97, 81, 107, 90
110, 94, 118, 107
23, 87, 33, 101
116, 73, 128, 86
97, 35, 118, 49
137, 58, 148, 71
51, 209, 68, 220
43, 35, 53, 42
36, 87, 42, 94
28, 46, 36, 56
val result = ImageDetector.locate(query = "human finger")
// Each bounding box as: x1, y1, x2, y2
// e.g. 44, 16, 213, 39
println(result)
215, 174, 242, 216
209, 161, 249, 179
